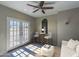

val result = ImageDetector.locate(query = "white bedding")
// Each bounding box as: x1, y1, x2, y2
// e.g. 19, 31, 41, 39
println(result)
61, 40, 76, 57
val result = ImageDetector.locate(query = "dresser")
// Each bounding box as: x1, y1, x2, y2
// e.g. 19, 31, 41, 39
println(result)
32, 34, 49, 44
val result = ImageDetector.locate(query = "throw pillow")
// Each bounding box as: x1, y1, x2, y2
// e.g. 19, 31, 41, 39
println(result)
67, 39, 79, 50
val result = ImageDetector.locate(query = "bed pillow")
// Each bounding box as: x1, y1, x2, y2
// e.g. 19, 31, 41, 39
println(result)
67, 39, 79, 50
76, 45, 79, 56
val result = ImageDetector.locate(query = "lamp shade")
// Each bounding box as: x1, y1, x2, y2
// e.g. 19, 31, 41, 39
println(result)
41, 28, 45, 31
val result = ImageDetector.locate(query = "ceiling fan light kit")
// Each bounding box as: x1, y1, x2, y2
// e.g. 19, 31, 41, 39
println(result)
27, 1, 54, 14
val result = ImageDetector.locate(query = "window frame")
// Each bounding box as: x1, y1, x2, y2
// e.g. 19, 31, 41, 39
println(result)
7, 17, 30, 51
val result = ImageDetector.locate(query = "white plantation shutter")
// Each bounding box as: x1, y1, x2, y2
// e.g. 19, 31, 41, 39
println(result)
7, 17, 29, 50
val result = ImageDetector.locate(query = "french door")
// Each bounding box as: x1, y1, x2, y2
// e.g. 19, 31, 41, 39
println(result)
7, 17, 29, 50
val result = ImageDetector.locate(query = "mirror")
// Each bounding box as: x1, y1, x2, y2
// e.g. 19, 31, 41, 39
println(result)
41, 18, 48, 34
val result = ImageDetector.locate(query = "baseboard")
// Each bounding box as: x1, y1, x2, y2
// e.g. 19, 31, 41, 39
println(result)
0, 51, 7, 56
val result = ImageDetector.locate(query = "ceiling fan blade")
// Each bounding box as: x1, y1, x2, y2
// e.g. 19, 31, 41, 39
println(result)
27, 4, 38, 8
39, 1, 44, 7
33, 9, 39, 13
42, 7, 54, 9
42, 10, 45, 14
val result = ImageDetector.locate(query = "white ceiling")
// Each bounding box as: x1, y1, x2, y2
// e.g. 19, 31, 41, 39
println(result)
0, 1, 79, 18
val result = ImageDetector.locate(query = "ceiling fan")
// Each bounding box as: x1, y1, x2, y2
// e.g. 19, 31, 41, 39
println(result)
27, 1, 54, 14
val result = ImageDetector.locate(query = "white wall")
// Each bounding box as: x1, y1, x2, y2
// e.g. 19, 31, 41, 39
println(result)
36, 15, 57, 46
57, 8, 79, 46
36, 7, 79, 47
